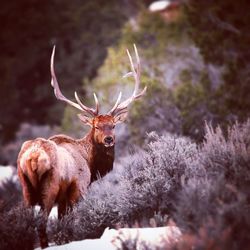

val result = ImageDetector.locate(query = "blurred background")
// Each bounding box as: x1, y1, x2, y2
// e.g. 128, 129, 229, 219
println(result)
0, 0, 250, 165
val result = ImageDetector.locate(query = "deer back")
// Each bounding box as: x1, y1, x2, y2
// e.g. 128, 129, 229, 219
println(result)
49, 134, 91, 195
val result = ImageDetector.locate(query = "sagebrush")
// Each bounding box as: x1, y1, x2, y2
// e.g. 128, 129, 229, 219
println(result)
1, 120, 249, 249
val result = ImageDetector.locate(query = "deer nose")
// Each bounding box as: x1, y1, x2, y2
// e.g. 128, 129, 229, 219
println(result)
104, 136, 114, 144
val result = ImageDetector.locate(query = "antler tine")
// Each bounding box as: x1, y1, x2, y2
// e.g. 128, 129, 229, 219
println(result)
51, 46, 98, 117
51, 46, 83, 111
127, 45, 139, 96
74, 92, 98, 116
133, 43, 141, 94
108, 92, 122, 115
93, 93, 99, 115
108, 44, 147, 116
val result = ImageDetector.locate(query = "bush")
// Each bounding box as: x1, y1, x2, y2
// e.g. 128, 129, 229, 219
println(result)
75, 175, 126, 239
128, 83, 182, 145
0, 179, 22, 212
49, 132, 196, 243
49, 210, 78, 245
39, 120, 250, 249
0, 204, 36, 250
116, 133, 197, 222
200, 121, 250, 190
173, 119, 250, 249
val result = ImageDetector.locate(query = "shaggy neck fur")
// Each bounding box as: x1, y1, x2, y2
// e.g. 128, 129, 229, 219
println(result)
83, 130, 114, 183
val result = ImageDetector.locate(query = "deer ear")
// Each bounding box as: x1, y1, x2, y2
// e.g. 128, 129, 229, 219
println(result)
114, 111, 128, 124
78, 114, 93, 126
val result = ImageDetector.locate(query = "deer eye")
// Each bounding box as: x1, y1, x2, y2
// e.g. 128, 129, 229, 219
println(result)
112, 125, 115, 129
95, 126, 99, 130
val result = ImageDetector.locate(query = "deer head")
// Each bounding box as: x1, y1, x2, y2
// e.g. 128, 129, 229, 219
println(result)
50, 44, 147, 147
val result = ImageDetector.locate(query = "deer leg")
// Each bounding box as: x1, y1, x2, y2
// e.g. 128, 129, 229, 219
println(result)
67, 180, 80, 211
38, 192, 58, 248
57, 182, 68, 219
38, 172, 59, 248
57, 180, 80, 218
38, 194, 58, 248
58, 198, 67, 220
37, 207, 49, 249
18, 169, 37, 206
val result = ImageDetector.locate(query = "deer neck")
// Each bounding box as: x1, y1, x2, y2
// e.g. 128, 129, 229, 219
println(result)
82, 130, 114, 183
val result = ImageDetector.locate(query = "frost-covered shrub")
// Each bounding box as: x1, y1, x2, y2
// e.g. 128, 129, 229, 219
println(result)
49, 210, 78, 245
0, 205, 36, 250
117, 133, 197, 222
173, 119, 250, 249
0, 179, 22, 212
75, 179, 121, 239
50, 177, 124, 243
174, 177, 249, 229
200, 121, 250, 191
50, 120, 250, 248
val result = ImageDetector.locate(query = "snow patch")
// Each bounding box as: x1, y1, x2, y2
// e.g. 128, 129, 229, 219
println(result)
34, 206, 58, 219
0, 166, 17, 187
149, 1, 171, 12
43, 226, 181, 250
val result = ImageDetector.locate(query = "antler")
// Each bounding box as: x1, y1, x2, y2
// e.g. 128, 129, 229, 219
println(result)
50, 46, 99, 117
108, 44, 147, 117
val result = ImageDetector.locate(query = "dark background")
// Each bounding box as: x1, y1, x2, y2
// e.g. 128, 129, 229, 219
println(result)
0, 0, 250, 164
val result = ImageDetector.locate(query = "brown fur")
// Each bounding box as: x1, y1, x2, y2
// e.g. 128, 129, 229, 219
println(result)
17, 115, 117, 248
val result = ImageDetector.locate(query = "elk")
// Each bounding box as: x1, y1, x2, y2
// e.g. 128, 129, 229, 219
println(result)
17, 44, 146, 248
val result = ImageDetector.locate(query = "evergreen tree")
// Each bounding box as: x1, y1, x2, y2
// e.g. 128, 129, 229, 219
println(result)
184, 0, 250, 120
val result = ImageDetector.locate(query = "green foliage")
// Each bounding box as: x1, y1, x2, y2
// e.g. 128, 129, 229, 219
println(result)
121, 9, 189, 55
172, 72, 213, 140
184, 0, 250, 121
184, 0, 250, 65
91, 7, 190, 95
61, 107, 88, 138
83, 10, 189, 143
128, 78, 182, 144
91, 45, 132, 109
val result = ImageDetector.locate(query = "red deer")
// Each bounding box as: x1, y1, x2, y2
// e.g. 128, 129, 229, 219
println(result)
17, 44, 146, 248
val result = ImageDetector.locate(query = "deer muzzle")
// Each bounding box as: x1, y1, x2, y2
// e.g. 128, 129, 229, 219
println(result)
104, 136, 114, 147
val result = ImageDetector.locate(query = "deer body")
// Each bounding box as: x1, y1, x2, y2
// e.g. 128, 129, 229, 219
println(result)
17, 44, 146, 248
18, 136, 90, 216
18, 120, 116, 216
